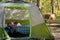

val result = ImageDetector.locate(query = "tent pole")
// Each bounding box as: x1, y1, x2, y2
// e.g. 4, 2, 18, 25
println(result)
2, 7, 6, 40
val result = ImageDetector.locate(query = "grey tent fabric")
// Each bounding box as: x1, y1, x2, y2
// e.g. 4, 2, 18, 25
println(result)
0, 4, 10, 40
2, 3, 45, 26
28, 3, 45, 26
0, 5, 4, 27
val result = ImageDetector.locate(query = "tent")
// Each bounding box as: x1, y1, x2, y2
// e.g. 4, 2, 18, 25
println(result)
0, 3, 53, 40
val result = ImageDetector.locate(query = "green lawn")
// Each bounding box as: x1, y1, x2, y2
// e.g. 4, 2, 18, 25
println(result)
31, 23, 54, 39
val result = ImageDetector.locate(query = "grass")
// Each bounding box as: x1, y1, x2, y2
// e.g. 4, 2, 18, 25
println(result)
31, 23, 54, 39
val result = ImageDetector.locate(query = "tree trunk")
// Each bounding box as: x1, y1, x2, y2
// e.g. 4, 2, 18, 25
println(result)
51, 0, 54, 14
37, 0, 40, 7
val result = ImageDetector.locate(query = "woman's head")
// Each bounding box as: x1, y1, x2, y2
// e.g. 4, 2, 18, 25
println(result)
14, 22, 18, 25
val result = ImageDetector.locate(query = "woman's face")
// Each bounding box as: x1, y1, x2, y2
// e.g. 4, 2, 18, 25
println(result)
11, 22, 14, 24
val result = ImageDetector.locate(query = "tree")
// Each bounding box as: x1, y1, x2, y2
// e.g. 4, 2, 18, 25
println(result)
51, 0, 54, 14
40, 0, 52, 14
37, 0, 40, 7
0, 0, 2, 2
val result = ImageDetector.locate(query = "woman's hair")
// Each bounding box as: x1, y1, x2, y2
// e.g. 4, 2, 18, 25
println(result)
14, 22, 18, 25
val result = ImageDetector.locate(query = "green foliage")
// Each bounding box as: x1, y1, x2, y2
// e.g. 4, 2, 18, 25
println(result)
0, 0, 2, 2
25, 0, 32, 2
40, 0, 60, 19
40, 0, 52, 14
